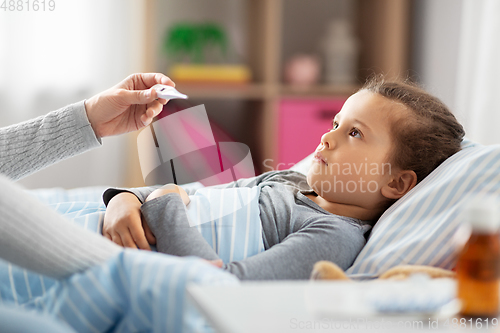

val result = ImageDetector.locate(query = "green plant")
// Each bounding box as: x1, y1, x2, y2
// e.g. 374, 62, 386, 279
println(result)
163, 23, 228, 63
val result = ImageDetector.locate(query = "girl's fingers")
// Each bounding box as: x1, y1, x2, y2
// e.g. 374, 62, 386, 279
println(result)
143, 220, 157, 245
129, 225, 151, 251
205, 259, 224, 268
111, 234, 124, 247
119, 230, 139, 249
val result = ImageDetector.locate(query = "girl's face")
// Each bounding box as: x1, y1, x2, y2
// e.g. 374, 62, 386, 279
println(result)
307, 90, 407, 209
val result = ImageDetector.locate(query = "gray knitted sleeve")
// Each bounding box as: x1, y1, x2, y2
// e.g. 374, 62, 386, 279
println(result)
0, 101, 122, 279
0, 101, 101, 180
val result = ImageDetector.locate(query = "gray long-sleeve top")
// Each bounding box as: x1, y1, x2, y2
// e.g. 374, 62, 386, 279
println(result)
103, 170, 372, 280
0, 101, 122, 279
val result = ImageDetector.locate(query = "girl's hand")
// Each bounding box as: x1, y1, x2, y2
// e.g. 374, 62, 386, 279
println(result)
84, 73, 175, 138
205, 259, 224, 268
145, 184, 190, 206
103, 192, 156, 250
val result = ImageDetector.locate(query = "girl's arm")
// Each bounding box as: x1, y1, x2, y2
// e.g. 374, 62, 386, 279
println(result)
102, 170, 300, 250
103, 192, 156, 250
145, 184, 190, 205
141, 193, 367, 280
102, 170, 297, 205
103, 185, 189, 250
141, 194, 220, 260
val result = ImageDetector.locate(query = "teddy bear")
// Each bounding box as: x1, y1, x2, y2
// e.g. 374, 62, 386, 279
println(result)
310, 261, 456, 281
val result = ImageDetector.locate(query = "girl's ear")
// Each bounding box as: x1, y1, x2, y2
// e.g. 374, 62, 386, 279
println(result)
380, 170, 417, 200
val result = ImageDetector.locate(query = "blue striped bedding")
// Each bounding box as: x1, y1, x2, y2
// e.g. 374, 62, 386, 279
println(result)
0, 185, 263, 332
186, 187, 264, 263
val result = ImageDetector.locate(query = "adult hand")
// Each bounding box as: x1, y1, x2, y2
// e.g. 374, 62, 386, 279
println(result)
103, 192, 156, 250
85, 73, 175, 138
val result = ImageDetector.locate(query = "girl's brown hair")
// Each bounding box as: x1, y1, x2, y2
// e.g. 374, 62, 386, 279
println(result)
361, 77, 465, 184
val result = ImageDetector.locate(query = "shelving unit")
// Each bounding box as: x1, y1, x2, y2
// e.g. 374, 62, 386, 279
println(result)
130, 0, 411, 186
173, 83, 268, 100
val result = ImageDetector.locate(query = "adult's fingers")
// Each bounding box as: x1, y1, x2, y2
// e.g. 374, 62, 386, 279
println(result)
128, 73, 175, 90
120, 87, 158, 106
156, 97, 168, 105
140, 100, 164, 126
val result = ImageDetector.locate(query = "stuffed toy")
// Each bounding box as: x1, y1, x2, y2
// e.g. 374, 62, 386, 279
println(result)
310, 261, 455, 281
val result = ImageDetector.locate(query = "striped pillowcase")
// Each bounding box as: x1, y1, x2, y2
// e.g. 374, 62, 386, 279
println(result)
347, 142, 500, 279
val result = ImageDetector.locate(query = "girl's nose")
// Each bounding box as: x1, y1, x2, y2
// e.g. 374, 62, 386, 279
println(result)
320, 131, 336, 150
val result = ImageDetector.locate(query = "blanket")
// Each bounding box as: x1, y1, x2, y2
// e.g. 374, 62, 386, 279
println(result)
0, 185, 263, 332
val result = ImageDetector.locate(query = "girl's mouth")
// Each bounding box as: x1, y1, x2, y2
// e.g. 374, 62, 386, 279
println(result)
313, 152, 328, 166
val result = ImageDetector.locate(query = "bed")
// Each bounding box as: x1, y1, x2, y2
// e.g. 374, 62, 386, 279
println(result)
1, 138, 499, 332
0, 184, 258, 332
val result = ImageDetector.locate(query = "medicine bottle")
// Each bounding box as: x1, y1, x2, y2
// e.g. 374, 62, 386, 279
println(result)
457, 199, 500, 318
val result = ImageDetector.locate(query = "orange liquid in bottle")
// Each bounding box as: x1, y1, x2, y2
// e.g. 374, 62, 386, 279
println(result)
457, 232, 500, 318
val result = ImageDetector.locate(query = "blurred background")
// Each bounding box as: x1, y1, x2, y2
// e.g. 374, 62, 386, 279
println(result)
0, 0, 498, 189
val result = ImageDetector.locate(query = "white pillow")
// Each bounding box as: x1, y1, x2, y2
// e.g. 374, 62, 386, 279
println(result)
350, 142, 500, 278
290, 153, 314, 175
291, 140, 500, 279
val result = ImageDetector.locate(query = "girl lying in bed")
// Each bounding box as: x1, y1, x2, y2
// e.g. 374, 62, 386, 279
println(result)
102, 77, 465, 280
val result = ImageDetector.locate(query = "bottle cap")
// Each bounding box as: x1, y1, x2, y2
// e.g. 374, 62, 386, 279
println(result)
465, 196, 500, 233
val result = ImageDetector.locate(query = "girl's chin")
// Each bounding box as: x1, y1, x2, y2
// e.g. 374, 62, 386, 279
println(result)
306, 171, 319, 188
306, 172, 312, 185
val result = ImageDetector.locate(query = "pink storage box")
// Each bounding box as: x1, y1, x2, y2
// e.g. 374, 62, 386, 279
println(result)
278, 98, 346, 169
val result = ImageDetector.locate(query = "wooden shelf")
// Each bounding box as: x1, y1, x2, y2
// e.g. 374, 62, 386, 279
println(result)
280, 84, 361, 98
174, 82, 361, 100
136, 0, 412, 181
174, 83, 267, 100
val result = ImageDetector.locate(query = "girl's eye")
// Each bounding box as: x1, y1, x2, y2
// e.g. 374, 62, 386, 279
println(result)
349, 128, 362, 138
331, 122, 339, 130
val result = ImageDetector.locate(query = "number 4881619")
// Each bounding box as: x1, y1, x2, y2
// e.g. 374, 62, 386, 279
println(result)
1, 0, 56, 11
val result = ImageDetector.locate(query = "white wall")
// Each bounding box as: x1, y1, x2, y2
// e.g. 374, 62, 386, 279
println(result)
412, 0, 463, 111
0, 1, 145, 189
